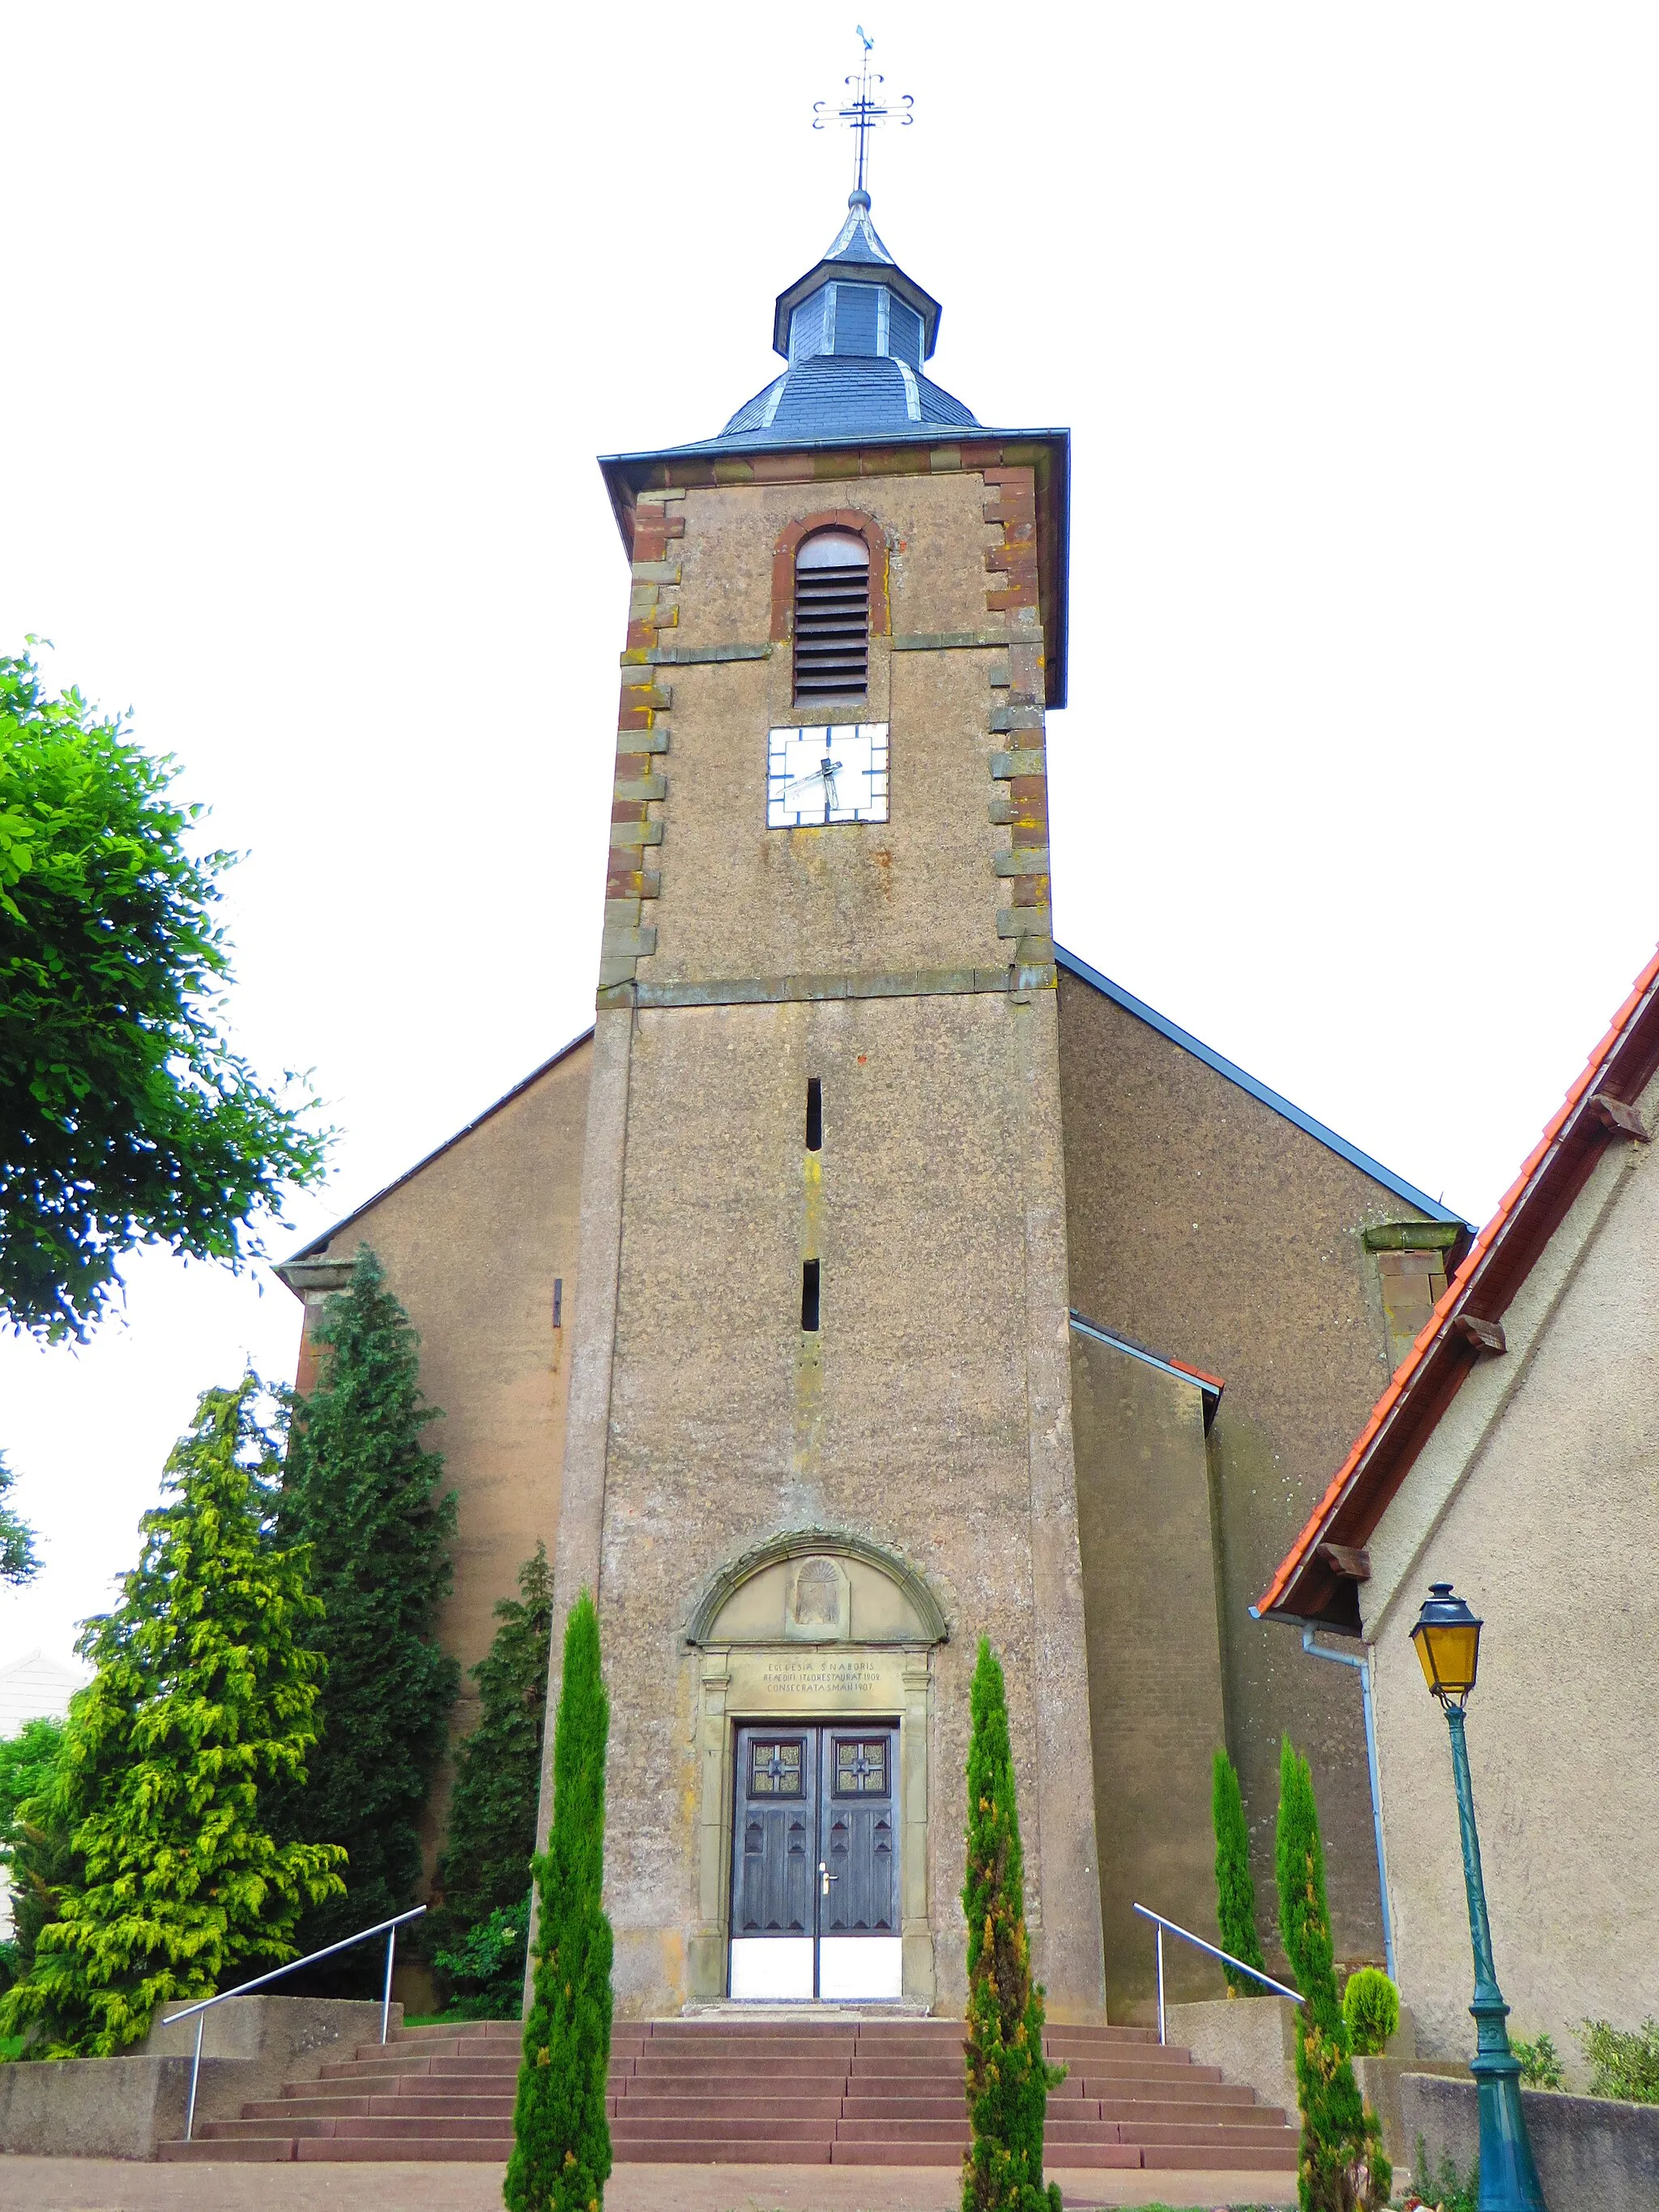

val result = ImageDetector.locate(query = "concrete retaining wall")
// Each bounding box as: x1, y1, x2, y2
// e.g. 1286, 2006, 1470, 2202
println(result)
0, 1996, 397, 2158
1401, 2071, 1659, 2212
1165, 1995, 1465, 2163
1164, 1996, 1301, 2120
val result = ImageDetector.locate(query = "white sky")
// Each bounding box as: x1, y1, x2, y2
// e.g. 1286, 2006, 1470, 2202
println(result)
3, 4, 1657, 1675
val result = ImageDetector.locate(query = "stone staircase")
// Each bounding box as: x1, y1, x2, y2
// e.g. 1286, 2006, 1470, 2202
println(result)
160, 2014, 1300, 2170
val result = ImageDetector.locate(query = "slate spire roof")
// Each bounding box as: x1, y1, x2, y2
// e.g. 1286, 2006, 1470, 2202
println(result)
700, 190, 976, 451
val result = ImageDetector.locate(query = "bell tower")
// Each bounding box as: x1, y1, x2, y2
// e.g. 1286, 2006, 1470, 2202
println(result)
542, 173, 1107, 2020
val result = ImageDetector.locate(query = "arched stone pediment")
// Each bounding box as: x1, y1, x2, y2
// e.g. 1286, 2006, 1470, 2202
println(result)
685, 1528, 949, 1648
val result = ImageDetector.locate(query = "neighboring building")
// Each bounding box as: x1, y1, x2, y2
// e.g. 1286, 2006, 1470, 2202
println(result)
1260, 946, 1659, 2075
281, 187, 1467, 2022
0, 1648, 86, 1941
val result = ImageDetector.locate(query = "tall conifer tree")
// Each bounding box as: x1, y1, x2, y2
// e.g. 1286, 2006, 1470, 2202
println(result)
505, 1592, 612, 2212
1274, 1737, 1390, 2212
271, 1246, 458, 1976
1212, 1745, 1268, 1994
0, 1379, 344, 2055
961, 1639, 1064, 2212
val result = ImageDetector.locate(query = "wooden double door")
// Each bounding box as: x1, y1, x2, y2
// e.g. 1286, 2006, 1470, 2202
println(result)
728, 1720, 901, 2001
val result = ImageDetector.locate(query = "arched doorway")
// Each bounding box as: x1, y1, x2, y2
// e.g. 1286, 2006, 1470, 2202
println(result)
683, 1529, 949, 2005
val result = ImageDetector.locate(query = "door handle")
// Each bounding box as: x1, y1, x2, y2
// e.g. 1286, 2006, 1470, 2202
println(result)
819, 1860, 838, 1897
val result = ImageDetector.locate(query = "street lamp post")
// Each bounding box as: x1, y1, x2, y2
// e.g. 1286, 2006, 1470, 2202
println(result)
1410, 1583, 1550, 2212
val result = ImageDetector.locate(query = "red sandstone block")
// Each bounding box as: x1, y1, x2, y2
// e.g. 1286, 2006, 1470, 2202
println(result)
614, 2137, 834, 2164
830, 2141, 963, 2167
1040, 2145, 1144, 2169
1138, 2143, 1299, 2172
160, 2139, 299, 2162
296, 2137, 510, 2161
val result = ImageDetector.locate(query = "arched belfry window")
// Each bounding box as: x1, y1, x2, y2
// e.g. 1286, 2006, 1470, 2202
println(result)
793, 530, 870, 701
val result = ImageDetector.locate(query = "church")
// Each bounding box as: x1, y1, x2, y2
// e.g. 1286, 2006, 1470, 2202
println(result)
279, 179, 1465, 2026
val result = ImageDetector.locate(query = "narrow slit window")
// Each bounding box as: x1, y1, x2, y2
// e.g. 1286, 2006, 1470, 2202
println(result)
800, 1259, 821, 1333
552, 1277, 563, 1329
805, 1077, 823, 1153
793, 530, 869, 701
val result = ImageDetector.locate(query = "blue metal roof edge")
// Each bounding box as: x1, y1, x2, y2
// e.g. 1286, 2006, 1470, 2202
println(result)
1055, 945, 1466, 1225
1068, 1312, 1223, 1405
597, 423, 1072, 467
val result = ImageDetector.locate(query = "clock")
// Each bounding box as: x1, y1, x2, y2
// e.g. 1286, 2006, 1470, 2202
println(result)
767, 724, 889, 828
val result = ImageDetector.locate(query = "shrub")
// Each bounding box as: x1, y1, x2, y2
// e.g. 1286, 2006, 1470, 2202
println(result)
1578, 2017, 1659, 2104
505, 1592, 612, 2212
1212, 1747, 1267, 1996
1407, 2135, 1478, 2212
1274, 1737, 1389, 2211
1340, 1967, 1399, 2057
961, 1637, 1064, 2212
425, 1542, 552, 2010
431, 1898, 530, 2020
1510, 2030, 1565, 2091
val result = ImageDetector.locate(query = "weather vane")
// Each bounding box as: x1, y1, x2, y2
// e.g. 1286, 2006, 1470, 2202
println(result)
813, 26, 913, 198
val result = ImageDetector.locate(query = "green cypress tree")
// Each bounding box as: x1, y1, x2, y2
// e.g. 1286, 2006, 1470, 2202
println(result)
426, 1541, 553, 2014
1274, 1737, 1391, 2212
1213, 1745, 1268, 1995
505, 1592, 612, 2212
962, 1639, 1064, 2212
270, 1245, 458, 1982
0, 1379, 345, 2055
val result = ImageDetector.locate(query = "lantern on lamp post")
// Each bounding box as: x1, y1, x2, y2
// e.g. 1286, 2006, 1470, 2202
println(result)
1410, 1583, 1550, 2212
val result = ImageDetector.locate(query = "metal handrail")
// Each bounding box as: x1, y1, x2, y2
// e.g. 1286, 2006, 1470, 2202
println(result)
160, 1904, 426, 2143
1132, 1901, 1299, 2046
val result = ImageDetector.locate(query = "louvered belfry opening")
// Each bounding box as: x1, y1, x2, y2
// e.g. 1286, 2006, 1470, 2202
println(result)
793, 529, 870, 700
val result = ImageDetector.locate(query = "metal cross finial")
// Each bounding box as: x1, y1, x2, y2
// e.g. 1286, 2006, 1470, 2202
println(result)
813, 28, 913, 198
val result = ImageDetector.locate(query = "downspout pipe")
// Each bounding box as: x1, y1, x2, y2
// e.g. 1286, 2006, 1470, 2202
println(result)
1300, 1626, 1397, 1984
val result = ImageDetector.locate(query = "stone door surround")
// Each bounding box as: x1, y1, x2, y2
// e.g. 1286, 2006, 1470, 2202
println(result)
684, 1529, 947, 2005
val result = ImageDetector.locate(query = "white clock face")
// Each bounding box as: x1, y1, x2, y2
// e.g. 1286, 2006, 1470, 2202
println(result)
767, 723, 889, 828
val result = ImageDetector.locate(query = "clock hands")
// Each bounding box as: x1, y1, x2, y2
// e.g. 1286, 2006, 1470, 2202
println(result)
784, 752, 844, 821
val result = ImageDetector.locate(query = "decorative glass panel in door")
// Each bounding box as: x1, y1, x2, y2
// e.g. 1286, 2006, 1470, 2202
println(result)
727, 1721, 899, 2001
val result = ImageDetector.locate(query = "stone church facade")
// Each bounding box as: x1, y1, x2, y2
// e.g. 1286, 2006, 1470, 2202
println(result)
279, 192, 1463, 2023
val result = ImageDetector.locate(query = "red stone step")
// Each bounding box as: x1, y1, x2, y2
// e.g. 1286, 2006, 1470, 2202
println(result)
160, 2010, 1300, 2172
612, 2137, 834, 2163
611, 2095, 847, 2120
612, 2116, 839, 2144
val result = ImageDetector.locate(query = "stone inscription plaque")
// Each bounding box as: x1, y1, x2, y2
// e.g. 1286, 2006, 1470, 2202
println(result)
757, 1654, 884, 1698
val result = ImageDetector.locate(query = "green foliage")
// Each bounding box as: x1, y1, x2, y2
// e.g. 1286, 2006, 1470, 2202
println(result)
0, 646, 326, 1343
0, 1717, 72, 1994
0, 1454, 40, 1586
506, 1592, 613, 2212
427, 1542, 552, 2008
1578, 2017, 1659, 2103
961, 1638, 1064, 2212
1339, 1967, 1399, 2057
1274, 1738, 1390, 2212
0, 1379, 345, 2055
267, 1247, 458, 1988
1212, 1746, 1266, 1995
432, 1898, 530, 2020
1408, 2134, 1478, 2212
1510, 2030, 1566, 2091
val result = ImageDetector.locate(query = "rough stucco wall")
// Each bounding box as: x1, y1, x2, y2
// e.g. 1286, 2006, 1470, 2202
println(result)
598, 988, 1090, 2020
1070, 1331, 1230, 2014
295, 1038, 591, 1875
637, 474, 1015, 988
1057, 968, 1422, 1969
1367, 1136, 1659, 2075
